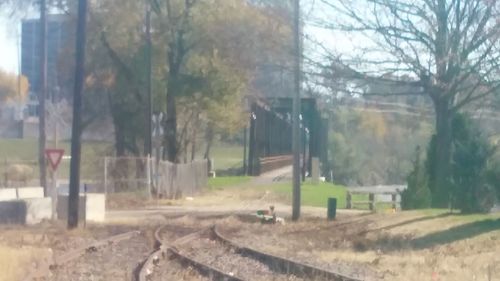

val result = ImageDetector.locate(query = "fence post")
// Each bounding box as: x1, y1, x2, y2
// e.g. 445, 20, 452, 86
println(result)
391, 193, 397, 210
3, 159, 7, 187
103, 157, 108, 196
369, 193, 375, 211
146, 155, 151, 200
346, 192, 352, 209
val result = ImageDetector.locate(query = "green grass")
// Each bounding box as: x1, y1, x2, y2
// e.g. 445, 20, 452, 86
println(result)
261, 182, 349, 208
0, 138, 46, 160
0, 138, 112, 180
210, 145, 243, 171
262, 184, 393, 210
0, 138, 110, 160
208, 176, 252, 190
207, 179, 402, 210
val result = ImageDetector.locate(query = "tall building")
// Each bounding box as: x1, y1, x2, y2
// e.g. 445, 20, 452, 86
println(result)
21, 14, 73, 116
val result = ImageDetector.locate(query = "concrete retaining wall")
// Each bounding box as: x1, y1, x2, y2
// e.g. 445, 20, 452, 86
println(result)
57, 194, 105, 223
57, 195, 86, 222
0, 188, 17, 201
0, 198, 52, 225
0, 187, 44, 201
0, 200, 27, 224
25, 197, 52, 224
18, 187, 44, 199
0, 187, 105, 224
86, 194, 105, 222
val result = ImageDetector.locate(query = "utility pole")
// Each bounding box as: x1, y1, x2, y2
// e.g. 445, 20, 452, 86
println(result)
145, 3, 153, 157
292, 0, 301, 221
243, 126, 247, 175
39, 0, 48, 196
68, 0, 88, 229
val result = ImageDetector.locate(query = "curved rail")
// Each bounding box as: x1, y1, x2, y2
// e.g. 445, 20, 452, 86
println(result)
138, 225, 242, 281
24, 230, 140, 281
212, 225, 362, 281
167, 246, 244, 281
140, 223, 365, 281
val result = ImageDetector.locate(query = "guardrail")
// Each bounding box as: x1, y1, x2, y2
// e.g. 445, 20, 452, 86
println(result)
346, 191, 401, 211
259, 155, 293, 174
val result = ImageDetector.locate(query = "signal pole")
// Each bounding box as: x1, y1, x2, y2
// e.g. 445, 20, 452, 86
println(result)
292, 0, 301, 221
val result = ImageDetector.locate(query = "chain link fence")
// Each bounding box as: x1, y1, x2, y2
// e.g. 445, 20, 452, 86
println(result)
156, 160, 208, 199
0, 159, 38, 188
104, 157, 151, 196
1, 155, 208, 204
104, 157, 208, 200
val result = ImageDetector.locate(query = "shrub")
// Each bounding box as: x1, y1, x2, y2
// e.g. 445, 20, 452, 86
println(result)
450, 114, 495, 213
485, 155, 500, 202
423, 113, 496, 213
402, 146, 431, 210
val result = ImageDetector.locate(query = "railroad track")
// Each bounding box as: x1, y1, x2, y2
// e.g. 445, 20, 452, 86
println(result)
139, 225, 239, 281
24, 230, 140, 281
139, 224, 364, 281
213, 225, 362, 281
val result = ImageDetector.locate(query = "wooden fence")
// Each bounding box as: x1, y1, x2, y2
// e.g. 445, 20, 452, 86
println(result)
346, 191, 401, 211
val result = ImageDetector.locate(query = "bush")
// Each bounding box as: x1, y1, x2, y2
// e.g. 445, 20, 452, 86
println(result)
423, 113, 497, 213
450, 114, 495, 213
402, 146, 431, 210
485, 155, 500, 202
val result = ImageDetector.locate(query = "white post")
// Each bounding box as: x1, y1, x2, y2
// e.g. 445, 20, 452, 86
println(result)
104, 157, 108, 195
146, 155, 152, 200
51, 169, 57, 219
311, 157, 320, 185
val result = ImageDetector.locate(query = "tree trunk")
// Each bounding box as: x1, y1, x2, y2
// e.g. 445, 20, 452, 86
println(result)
183, 139, 188, 163
191, 113, 199, 161
204, 125, 214, 160
431, 98, 453, 208
114, 124, 126, 157
144, 7, 153, 157
113, 123, 128, 192
204, 125, 214, 172
165, 80, 177, 162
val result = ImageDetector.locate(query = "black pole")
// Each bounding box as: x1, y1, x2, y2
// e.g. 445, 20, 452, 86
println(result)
302, 127, 306, 182
145, 5, 153, 156
243, 126, 247, 175
248, 107, 256, 176
38, 0, 47, 196
292, 0, 301, 221
68, 0, 88, 229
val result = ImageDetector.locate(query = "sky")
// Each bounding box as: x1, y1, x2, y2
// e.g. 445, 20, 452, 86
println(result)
0, 16, 19, 73
0, 1, 349, 75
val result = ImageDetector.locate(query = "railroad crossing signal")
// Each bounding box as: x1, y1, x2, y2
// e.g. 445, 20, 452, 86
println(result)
152, 113, 164, 148
152, 112, 164, 137
45, 149, 65, 171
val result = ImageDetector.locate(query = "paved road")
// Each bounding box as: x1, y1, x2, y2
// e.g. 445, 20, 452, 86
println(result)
251, 165, 292, 185
106, 203, 367, 223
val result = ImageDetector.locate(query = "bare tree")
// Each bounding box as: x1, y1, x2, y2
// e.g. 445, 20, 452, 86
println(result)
316, 0, 500, 207
163, 0, 197, 163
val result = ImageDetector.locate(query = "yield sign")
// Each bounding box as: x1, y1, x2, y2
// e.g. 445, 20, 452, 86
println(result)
45, 149, 65, 171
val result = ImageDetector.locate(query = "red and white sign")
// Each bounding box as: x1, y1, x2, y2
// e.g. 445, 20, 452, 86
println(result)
45, 149, 65, 171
